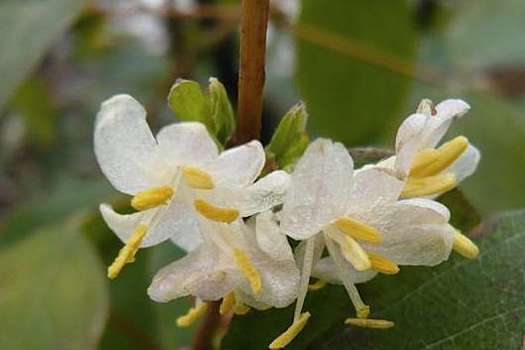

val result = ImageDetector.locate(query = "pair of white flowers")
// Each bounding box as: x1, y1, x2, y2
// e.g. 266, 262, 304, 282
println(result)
95, 95, 480, 349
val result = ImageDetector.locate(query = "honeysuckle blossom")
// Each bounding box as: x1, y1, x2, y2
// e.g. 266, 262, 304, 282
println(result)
379, 98, 480, 199
268, 138, 479, 349
147, 211, 300, 325
95, 94, 289, 278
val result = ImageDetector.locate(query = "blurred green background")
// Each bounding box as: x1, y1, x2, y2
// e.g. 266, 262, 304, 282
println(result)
1, 0, 525, 349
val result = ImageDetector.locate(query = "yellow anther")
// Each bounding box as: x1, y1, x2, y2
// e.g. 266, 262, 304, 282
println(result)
176, 303, 208, 327
410, 136, 469, 178
409, 148, 440, 176
233, 303, 251, 315
182, 166, 214, 189
194, 199, 239, 223
367, 252, 400, 275
331, 234, 371, 271
107, 224, 148, 279
453, 231, 479, 259
357, 305, 370, 319
345, 318, 394, 329
401, 173, 456, 198
232, 249, 262, 294
308, 279, 327, 291
220, 292, 236, 315
335, 217, 381, 244
269, 312, 311, 349
131, 186, 174, 211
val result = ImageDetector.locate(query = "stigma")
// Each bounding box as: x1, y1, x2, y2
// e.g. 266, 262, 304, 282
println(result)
131, 186, 174, 211
232, 249, 262, 294
269, 312, 311, 349
194, 199, 239, 223
107, 224, 148, 279
182, 166, 214, 189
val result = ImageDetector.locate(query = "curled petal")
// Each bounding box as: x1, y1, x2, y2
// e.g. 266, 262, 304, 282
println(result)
447, 144, 480, 184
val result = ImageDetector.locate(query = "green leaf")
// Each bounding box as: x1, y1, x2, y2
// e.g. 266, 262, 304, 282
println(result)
223, 210, 525, 349
0, 0, 88, 109
266, 102, 309, 170
0, 223, 109, 349
209, 78, 236, 145
296, 0, 417, 145
168, 79, 214, 131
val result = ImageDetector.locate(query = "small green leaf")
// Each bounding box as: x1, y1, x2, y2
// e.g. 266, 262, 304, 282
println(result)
266, 102, 309, 170
167, 79, 214, 130
223, 210, 525, 349
0, 223, 109, 349
209, 78, 235, 145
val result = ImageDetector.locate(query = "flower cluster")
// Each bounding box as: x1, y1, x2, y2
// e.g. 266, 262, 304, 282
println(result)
95, 94, 480, 349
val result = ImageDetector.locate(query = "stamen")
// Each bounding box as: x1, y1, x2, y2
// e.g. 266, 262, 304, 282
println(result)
194, 199, 239, 223
410, 136, 469, 178
131, 186, 174, 211
345, 318, 394, 329
232, 249, 262, 294
368, 252, 400, 275
329, 231, 371, 271
308, 279, 327, 291
335, 217, 381, 244
233, 303, 251, 315
409, 148, 440, 176
182, 166, 214, 189
107, 224, 148, 279
268, 312, 311, 349
401, 173, 456, 198
453, 231, 479, 259
357, 305, 370, 319
219, 292, 236, 315
176, 303, 208, 327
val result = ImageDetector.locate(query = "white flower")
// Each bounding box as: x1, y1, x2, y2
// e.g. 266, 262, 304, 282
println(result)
381, 98, 480, 198
147, 211, 300, 316
269, 138, 476, 349
95, 94, 289, 278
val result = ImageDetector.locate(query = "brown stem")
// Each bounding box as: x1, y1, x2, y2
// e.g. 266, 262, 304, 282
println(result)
191, 301, 221, 350
235, 0, 270, 143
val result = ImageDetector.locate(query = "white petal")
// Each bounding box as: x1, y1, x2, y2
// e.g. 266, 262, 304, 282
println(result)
238, 170, 290, 216
156, 122, 219, 168
281, 139, 354, 240
394, 113, 427, 175
255, 211, 294, 261
447, 144, 480, 184
99, 203, 157, 247
312, 257, 376, 284
360, 200, 454, 266
349, 167, 404, 211
205, 140, 265, 187
148, 242, 240, 302
94, 95, 166, 194
424, 99, 470, 149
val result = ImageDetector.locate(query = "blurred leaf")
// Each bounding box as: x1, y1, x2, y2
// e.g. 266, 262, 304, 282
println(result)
266, 102, 309, 170
223, 208, 525, 349
209, 78, 235, 145
0, 0, 88, 108
11, 76, 57, 147
0, 223, 109, 349
0, 179, 114, 249
168, 79, 214, 129
296, 0, 417, 145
